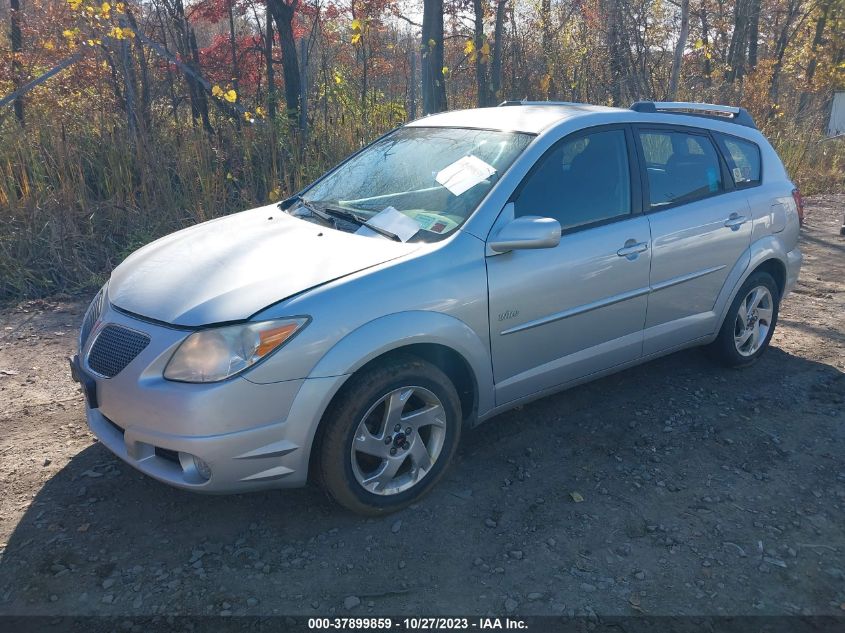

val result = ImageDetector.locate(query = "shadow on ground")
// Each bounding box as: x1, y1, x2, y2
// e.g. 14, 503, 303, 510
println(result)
1, 344, 843, 618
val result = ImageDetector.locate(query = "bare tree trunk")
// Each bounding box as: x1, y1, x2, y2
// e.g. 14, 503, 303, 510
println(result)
421, 0, 447, 114
540, 0, 554, 98
700, 4, 712, 87
668, 0, 690, 99
299, 37, 308, 136
264, 7, 277, 119
267, 0, 302, 123
747, 0, 761, 69
490, 0, 507, 103
509, 1, 517, 96
125, 8, 151, 134
726, 0, 750, 83
120, 36, 138, 143
188, 28, 214, 133
605, 0, 627, 105
798, 0, 830, 115
473, 0, 489, 106
409, 45, 417, 119
10, 0, 24, 126
168, 0, 213, 133
767, 0, 801, 107
227, 0, 239, 97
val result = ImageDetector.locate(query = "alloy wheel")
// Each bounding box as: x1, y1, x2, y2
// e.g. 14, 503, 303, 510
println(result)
733, 285, 774, 357
350, 386, 447, 496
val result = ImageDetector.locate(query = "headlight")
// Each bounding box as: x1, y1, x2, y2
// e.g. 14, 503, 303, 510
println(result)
163, 318, 308, 383
80, 282, 108, 349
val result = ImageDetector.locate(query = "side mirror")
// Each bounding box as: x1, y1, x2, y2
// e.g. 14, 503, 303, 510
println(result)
488, 216, 561, 253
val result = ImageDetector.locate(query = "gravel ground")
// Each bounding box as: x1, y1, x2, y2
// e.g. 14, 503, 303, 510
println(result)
0, 196, 843, 619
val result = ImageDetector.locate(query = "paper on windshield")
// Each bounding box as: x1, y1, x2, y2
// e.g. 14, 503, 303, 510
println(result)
355, 206, 421, 242
435, 155, 496, 196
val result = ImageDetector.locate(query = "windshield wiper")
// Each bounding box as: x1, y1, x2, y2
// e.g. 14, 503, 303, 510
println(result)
281, 195, 336, 226
319, 205, 402, 242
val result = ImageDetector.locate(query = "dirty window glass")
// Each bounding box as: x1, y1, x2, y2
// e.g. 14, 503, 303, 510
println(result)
299, 127, 533, 241
639, 130, 723, 208
513, 129, 631, 229
716, 134, 761, 187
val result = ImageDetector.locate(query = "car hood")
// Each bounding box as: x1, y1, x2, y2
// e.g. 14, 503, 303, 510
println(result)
108, 203, 420, 326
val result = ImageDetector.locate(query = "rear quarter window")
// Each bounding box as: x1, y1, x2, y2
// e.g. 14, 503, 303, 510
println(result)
716, 134, 762, 187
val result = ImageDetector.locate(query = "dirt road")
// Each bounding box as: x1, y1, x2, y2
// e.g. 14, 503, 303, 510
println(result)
0, 197, 843, 618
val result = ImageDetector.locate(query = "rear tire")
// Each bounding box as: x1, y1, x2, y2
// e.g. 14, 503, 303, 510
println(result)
710, 271, 780, 367
317, 355, 461, 516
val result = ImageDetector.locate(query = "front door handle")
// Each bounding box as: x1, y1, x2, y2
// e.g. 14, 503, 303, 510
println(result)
724, 213, 748, 230
617, 240, 649, 259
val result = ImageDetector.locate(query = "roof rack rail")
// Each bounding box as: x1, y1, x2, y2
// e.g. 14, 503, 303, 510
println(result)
630, 100, 757, 129
498, 99, 582, 107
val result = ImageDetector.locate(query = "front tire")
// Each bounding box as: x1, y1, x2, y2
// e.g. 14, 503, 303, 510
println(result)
710, 271, 780, 367
317, 355, 462, 516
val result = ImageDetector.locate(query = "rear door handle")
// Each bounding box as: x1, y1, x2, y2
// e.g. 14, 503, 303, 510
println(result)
617, 240, 649, 258
724, 213, 748, 230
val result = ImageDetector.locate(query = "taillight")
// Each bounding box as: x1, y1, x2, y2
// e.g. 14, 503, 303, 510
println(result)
792, 188, 804, 226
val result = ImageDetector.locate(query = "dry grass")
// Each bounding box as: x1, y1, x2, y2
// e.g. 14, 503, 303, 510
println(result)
1, 110, 842, 301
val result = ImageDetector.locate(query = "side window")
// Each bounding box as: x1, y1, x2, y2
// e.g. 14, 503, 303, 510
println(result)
716, 134, 761, 187
638, 130, 723, 209
513, 129, 631, 230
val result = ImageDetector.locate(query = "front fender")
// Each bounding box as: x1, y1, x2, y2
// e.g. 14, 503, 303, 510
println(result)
308, 310, 494, 417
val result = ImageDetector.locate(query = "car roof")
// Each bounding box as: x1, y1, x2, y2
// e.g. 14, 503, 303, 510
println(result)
405, 104, 619, 134
404, 102, 763, 140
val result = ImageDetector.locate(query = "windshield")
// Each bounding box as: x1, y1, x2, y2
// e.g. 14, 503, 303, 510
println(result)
294, 127, 533, 242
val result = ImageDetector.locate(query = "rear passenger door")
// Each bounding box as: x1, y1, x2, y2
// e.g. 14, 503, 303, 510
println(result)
635, 126, 752, 355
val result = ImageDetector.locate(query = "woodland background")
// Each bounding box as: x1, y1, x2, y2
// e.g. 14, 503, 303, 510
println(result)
0, 0, 843, 299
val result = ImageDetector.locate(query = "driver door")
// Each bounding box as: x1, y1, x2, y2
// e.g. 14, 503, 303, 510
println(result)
486, 125, 651, 405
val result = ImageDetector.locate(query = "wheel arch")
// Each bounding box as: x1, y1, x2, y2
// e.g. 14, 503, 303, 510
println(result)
303, 311, 492, 480
714, 236, 789, 336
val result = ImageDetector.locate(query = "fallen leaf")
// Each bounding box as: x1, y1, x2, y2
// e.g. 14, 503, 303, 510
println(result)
0, 369, 19, 376
570, 491, 584, 503
77, 523, 90, 532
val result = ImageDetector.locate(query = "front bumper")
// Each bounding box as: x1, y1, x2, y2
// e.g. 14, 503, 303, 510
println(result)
71, 303, 347, 493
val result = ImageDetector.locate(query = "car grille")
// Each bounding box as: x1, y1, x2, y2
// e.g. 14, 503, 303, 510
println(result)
80, 289, 105, 348
87, 324, 150, 378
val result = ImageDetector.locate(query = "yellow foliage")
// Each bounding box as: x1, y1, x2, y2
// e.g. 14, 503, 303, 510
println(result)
464, 39, 475, 56
351, 33, 362, 45
67, 0, 82, 10
212, 85, 223, 97
223, 89, 237, 103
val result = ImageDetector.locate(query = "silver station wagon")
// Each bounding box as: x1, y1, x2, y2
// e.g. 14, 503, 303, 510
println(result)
71, 101, 803, 514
